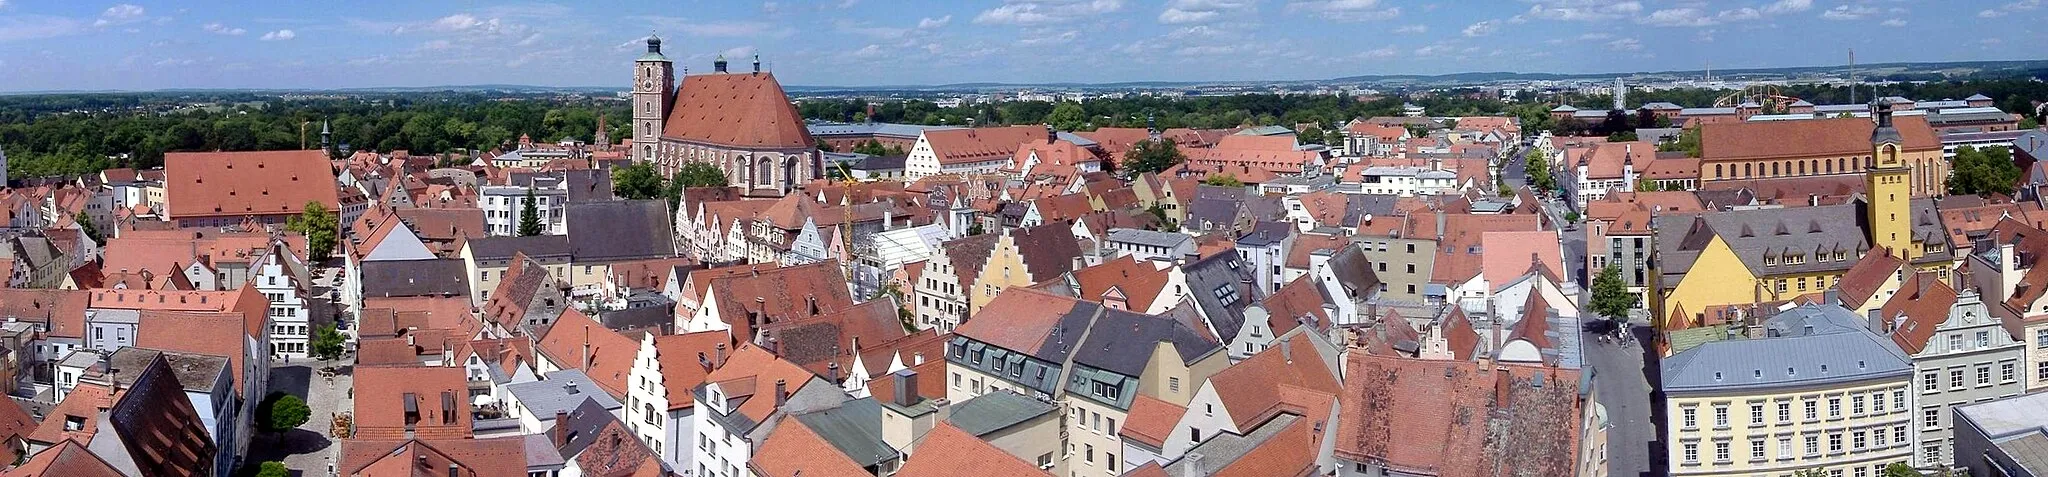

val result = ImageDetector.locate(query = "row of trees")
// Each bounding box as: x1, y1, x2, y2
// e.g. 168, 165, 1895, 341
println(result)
0, 93, 628, 179
797, 93, 1450, 132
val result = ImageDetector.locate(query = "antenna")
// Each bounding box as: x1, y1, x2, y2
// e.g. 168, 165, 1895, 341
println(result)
1849, 48, 1858, 104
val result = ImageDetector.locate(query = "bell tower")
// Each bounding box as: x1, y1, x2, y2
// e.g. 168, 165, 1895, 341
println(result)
632, 34, 674, 164
1866, 99, 1914, 260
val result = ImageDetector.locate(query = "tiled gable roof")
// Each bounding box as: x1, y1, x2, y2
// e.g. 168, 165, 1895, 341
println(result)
1210, 336, 1340, 431
162, 150, 340, 219
896, 423, 1053, 477
339, 437, 528, 477
1883, 271, 1959, 354
661, 72, 813, 149
750, 418, 871, 477
922, 126, 1045, 166
1701, 116, 1941, 161
352, 366, 473, 440
1335, 353, 1582, 477
534, 309, 637, 399
653, 331, 731, 411
703, 261, 857, 344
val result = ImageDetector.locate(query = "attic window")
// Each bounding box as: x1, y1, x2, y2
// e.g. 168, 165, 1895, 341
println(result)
1213, 284, 1239, 304
63, 416, 84, 431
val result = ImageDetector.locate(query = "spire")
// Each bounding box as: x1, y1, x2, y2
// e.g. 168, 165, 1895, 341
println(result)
1870, 98, 1902, 145
646, 32, 662, 54
319, 119, 332, 153
714, 54, 728, 73
752, 54, 761, 74
1147, 112, 1159, 142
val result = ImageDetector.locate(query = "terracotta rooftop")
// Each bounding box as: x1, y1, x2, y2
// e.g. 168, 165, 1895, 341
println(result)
351, 366, 473, 440
1835, 248, 1908, 310
162, 150, 340, 219
1883, 271, 1960, 354
1071, 255, 1174, 312
700, 260, 857, 345
749, 417, 872, 477
661, 72, 814, 149
1334, 353, 1582, 477
534, 309, 637, 399
896, 422, 1054, 477
339, 437, 528, 477
1701, 116, 1939, 162
701, 342, 819, 424
653, 331, 734, 411
921, 126, 1046, 166
6, 439, 123, 476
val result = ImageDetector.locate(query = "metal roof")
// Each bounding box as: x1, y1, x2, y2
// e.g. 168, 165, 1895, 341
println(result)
943, 390, 1056, 437
1662, 304, 1912, 393
1106, 228, 1194, 249
791, 398, 898, 467
503, 369, 623, 419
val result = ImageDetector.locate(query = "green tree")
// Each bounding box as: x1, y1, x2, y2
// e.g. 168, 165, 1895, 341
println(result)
1045, 102, 1087, 132
1145, 204, 1179, 232
1589, 265, 1636, 320
1297, 126, 1326, 145
1323, 128, 1346, 148
1526, 153, 1556, 193
2022, 117, 2041, 129
1124, 139, 1186, 175
73, 211, 102, 244
966, 221, 985, 236
611, 162, 666, 200
1636, 177, 1662, 192
673, 162, 730, 188
257, 393, 310, 433
1881, 463, 1922, 477
1203, 174, 1244, 187
1564, 211, 1580, 222
1607, 130, 1638, 142
518, 187, 544, 236
310, 324, 345, 360
285, 202, 338, 263
1948, 145, 2022, 196
1658, 126, 1701, 157
254, 462, 290, 477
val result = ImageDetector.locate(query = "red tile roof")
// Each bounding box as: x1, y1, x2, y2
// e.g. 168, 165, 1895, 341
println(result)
351, 366, 473, 440
1210, 336, 1339, 431
1211, 416, 1321, 477
26, 382, 110, 447
1836, 249, 1908, 310
703, 343, 818, 423
661, 72, 813, 149
136, 310, 253, 393
0, 289, 88, 339
700, 261, 857, 345
897, 423, 1054, 477
955, 287, 1082, 355
1701, 116, 1940, 162
163, 150, 340, 219
339, 437, 528, 477
5, 439, 123, 477
1334, 353, 1582, 477
923, 126, 1046, 166
1118, 394, 1185, 449
1884, 271, 1960, 354
1072, 255, 1173, 312
1480, 231, 1563, 289
654, 331, 734, 410
750, 418, 872, 477
535, 309, 636, 399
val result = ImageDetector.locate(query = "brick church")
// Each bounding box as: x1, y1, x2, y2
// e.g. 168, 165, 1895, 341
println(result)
631, 36, 819, 197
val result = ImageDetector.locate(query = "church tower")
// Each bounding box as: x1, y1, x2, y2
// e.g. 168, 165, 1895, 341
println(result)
632, 35, 674, 164
1866, 99, 1914, 259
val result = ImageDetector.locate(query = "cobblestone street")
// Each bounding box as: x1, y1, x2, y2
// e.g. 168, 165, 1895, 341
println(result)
252, 357, 353, 477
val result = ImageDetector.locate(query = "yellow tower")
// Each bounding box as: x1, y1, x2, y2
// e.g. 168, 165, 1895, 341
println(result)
1866, 99, 1914, 260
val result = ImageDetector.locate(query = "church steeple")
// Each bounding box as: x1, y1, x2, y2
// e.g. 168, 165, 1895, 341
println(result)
1865, 98, 1913, 259
319, 119, 331, 154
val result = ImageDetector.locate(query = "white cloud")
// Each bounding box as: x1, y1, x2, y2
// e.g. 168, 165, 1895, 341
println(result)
1762, 0, 1812, 14
1880, 18, 1906, 26
260, 29, 295, 41
675, 20, 793, 38
1018, 30, 1079, 45
514, 32, 541, 46
1286, 0, 1400, 21
1819, 4, 1877, 20
93, 4, 146, 28
1361, 45, 1398, 58
202, 22, 245, 35
917, 15, 951, 29
1639, 8, 1717, 27
1578, 32, 1611, 40
1981, 0, 2040, 17
974, 0, 1125, 26
1718, 8, 1760, 21
1158, 0, 1251, 24
1393, 24, 1426, 33
1606, 38, 1641, 51
849, 44, 884, 58
1462, 19, 1497, 36
1979, 9, 2006, 17
1522, 1, 1641, 21
0, 15, 86, 42
1413, 43, 1455, 56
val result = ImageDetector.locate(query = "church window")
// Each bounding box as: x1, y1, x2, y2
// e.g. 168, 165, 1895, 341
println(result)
1798, 161, 1806, 175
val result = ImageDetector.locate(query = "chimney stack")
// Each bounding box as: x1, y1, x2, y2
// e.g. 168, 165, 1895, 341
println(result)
827, 361, 841, 383
448, 463, 460, 477
774, 379, 788, 407
715, 343, 727, 366
1046, 124, 1056, 144
551, 411, 569, 448
893, 369, 919, 407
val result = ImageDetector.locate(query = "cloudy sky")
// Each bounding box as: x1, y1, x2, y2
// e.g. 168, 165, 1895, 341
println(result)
0, 0, 2037, 91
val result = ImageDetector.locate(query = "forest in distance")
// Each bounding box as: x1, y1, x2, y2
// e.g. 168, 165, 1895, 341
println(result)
1, 78, 2046, 181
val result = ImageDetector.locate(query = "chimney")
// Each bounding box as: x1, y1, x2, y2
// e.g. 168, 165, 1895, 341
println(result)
752, 54, 761, 75
581, 324, 591, 372
827, 361, 841, 383
1182, 454, 1204, 477
715, 343, 727, 366
774, 379, 788, 407
698, 352, 713, 372
1280, 338, 1293, 363
1046, 124, 1057, 144
564, 380, 580, 395
551, 411, 569, 448
448, 463, 459, 477
893, 369, 919, 407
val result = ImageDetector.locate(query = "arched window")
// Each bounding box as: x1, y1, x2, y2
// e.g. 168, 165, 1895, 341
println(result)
1771, 162, 1780, 176
1744, 163, 1753, 177
1797, 161, 1806, 175
1715, 164, 1723, 179
757, 157, 773, 185
1825, 159, 1834, 174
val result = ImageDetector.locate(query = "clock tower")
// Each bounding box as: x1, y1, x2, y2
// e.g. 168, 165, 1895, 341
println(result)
633, 35, 674, 164
1866, 99, 1914, 260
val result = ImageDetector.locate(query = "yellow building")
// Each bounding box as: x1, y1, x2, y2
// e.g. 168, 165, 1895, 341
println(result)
1662, 304, 1914, 477
1697, 111, 1947, 198
1652, 103, 1952, 332
969, 223, 1082, 315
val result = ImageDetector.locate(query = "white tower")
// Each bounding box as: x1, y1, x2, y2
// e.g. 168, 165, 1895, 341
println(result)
632, 35, 675, 164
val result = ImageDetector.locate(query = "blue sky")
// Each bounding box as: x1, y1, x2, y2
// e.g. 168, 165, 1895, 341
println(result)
0, 0, 2039, 91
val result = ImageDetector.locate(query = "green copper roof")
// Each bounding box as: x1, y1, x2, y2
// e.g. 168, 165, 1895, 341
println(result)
637, 52, 670, 62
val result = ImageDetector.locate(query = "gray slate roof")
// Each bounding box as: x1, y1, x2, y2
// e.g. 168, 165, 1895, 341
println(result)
1663, 304, 1910, 393
1237, 221, 1294, 247
944, 390, 1056, 437
106, 347, 228, 393
1181, 251, 1258, 341
791, 398, 897, 468
1106, 228, 1194, 249
1656, 199, 1949, 280
465, 235, 573, 261
360, 259, 471, 298
563, 169, 614, 204
566, 200, 674, 262
1073, 306, 1220, 377
505, 369, 624, 420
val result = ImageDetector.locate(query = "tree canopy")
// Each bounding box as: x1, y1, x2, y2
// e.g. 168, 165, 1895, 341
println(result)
284, 202, 337, 263
258, 393, 310, 433
1045, 102, 1088, 131
611, 162, 666, 200
1589, 265, 1636, 320
518, 188, 544, 236
1949, 145, 2021, 196
1203, 174, 1244, 187
1123, 139, 1186, 175
673, 162, 730, 188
